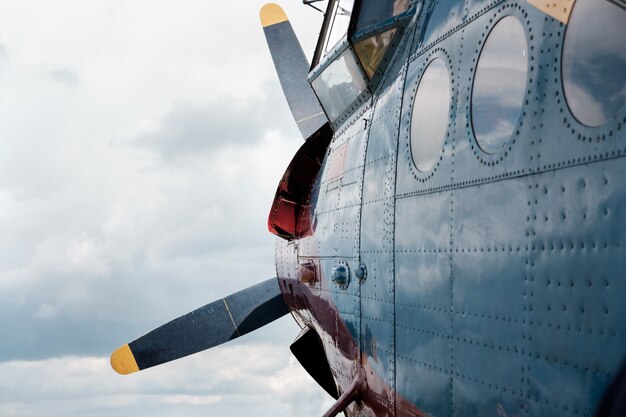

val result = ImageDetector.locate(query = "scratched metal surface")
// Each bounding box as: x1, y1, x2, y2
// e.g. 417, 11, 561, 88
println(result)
393, 0, 626, 416
275, 0, 626, 415
359, 26, 416, 414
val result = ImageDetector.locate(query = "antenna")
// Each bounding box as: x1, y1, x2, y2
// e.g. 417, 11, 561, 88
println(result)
303, 0, 324, 13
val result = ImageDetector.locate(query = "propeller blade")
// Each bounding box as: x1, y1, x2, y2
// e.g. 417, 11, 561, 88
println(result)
260, 3, 327, 140
110, 278, 289, 375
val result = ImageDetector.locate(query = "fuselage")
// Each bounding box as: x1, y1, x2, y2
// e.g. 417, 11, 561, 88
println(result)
274, 0, 626, 416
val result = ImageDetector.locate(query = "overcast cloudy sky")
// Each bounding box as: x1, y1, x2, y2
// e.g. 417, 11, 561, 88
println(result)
0, 1, 332, 416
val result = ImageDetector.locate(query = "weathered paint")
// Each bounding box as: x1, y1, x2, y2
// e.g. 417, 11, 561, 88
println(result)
275, 0, 626, 416
527, 0, 575, 23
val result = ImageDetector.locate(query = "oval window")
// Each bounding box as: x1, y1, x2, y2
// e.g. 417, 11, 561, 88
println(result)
562, 0, 626, 127
410, 58, 451, 172
472, 16, 528, 155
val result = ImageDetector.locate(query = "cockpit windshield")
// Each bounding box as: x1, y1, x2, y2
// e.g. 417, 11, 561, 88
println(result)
354, 0, 411, 32
309, 0, 417, 127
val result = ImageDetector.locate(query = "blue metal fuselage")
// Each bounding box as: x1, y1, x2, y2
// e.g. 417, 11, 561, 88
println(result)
276, 0, 626, 416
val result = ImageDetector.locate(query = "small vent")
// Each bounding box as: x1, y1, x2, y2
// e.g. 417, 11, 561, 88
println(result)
608, 0, 626, 11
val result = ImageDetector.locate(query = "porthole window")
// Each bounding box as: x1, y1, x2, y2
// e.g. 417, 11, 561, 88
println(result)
472, 16, 528, 155
410, 58, 451, 172
562, 0, 626, 127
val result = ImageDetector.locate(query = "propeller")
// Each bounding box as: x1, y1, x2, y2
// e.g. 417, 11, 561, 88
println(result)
260, 3, 327, 140
110, 278, 289, 375
111, 2, 321, 379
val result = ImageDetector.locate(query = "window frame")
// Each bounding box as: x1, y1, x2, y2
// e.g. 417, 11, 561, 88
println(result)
308, 37, 372, 128
308, 0, 420, 127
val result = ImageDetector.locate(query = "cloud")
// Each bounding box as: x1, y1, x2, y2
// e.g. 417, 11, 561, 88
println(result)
33, 303, 59, 321
161, 395, 221, 406
0, 345, 334, 417
132, 87, 295, 161
0, 1, 327, 416
0, 70, 301, 362
48, 68, 79, 88
0, 130, 299, 360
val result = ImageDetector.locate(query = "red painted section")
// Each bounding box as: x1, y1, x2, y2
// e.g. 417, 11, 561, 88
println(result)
322, 367, 366, 417
278, 273, 429, 417
327, 142, 348, 181
297, 260, 318, 285
268, 125, 332, 240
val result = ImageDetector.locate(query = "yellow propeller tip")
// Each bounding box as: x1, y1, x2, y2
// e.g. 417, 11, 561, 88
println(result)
110, 344, 140, 375
260, 3, 288, 27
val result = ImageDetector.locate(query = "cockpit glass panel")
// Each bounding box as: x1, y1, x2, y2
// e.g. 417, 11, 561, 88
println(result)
354, 0, 411, 32
311, 48, 368, 122
323, 0, 355, 55
562, 0, 626, 127
472, 16, 528, 154
410, 58, 451, 172
353, 28, 397, 79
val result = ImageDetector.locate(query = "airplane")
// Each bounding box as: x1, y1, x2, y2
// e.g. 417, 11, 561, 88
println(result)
110, 0, 626, 416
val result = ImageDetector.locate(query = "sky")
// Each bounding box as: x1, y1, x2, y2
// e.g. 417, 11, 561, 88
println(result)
0, 1, 333, 416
